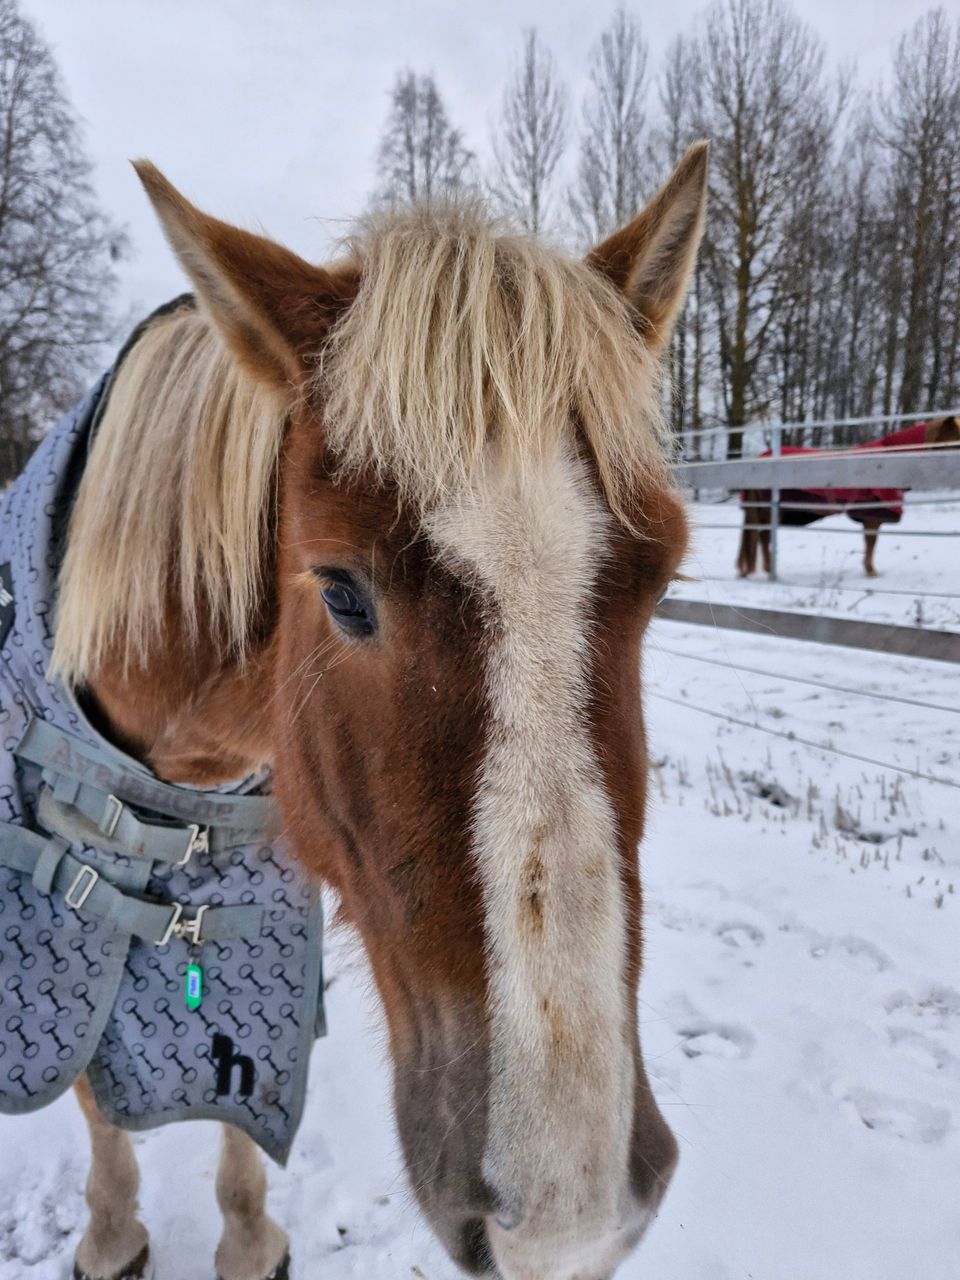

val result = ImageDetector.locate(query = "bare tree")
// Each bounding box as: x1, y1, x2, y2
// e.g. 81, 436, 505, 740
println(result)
489, 30, 567, 233
769, 76, 848, 432
876, 8, 960, 413
652, 35, 704, 438
829, 113, 886, 421
571, 8, 649, 241
377, 71, 474, 206
692, 0, 839, 454
0, 0, 124, 483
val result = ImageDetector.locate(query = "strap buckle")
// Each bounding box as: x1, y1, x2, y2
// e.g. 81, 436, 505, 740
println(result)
156, 902, 208, 947
175, 823, 210, 869
102, 793, 124, 839
65, 864, 99, 911
179, 819, 213, 870
103, 794, 209, 869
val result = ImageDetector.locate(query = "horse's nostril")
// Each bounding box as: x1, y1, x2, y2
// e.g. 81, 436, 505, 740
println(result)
459, 1217, 496, 1273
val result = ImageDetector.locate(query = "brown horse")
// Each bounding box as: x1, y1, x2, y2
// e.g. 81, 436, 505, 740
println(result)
736, 416, 960, 578
47, 143, 707, 1280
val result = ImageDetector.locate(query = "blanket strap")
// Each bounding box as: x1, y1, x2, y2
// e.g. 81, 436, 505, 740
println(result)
38, 789, 255, 866
16, 718, 278, 832
12, 716, 279, 869
0, 821, 261, 945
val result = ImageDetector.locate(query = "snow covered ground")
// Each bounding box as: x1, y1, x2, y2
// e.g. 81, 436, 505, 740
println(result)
2, 501, 958, 1280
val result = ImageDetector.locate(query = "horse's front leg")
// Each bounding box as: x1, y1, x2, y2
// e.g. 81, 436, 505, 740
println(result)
73, 1077, 151, 1280
215, 1125, 289, 1280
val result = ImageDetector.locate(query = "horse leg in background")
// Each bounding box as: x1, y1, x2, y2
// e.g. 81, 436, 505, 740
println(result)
73, 1077, 151, 1280
863, 518, 881, 577
215, 1125, 289, 1280
737, 492, 759, 576
759, 504, 773, 575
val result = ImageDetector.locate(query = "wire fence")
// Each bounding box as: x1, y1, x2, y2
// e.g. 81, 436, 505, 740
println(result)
648, 689, 960, 791
674, 405, 960, 455
674, 574, 960, 603
649, 627, 960, 789
696, 523, 956, 537
649, 643, 960, 716
743, 494, 960, 512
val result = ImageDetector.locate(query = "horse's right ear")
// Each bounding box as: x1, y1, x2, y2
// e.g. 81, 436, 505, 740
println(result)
133, 161, 356, 392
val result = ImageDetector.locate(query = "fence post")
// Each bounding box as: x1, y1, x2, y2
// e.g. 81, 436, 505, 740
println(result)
769, 423, 781, 580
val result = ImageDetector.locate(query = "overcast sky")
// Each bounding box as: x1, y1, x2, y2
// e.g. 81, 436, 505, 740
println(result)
21, 0, 941, 325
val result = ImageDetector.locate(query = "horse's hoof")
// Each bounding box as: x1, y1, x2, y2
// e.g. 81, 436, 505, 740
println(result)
74, 1244, 153, 1280
217, 1253, 290, 1280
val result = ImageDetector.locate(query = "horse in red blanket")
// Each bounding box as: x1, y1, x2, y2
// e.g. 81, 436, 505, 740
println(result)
736, 416, 960, 578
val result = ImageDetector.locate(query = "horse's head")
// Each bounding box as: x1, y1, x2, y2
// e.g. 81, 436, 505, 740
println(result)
927, 415, 960, 446
130, 149, 706, 1279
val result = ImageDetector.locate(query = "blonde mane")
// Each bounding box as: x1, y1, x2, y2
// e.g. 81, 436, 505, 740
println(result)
318, 203, 668, 517
53, 302, 286, 683
53, 203, 670, 685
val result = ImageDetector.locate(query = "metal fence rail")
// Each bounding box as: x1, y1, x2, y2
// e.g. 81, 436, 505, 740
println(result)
655, 598, 960, 664
674, 447, 960, 492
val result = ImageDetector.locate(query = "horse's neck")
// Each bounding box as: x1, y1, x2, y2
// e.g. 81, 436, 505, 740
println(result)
85, 629, 275, 788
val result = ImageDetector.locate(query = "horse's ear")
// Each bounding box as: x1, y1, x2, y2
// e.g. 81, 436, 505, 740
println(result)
133, 161, 354, 391
587, 141, 708, 352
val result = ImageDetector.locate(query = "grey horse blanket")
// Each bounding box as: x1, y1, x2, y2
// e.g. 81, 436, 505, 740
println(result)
0, 368, 325, 1165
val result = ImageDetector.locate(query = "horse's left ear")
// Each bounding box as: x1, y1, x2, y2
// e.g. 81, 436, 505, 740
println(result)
133, 161, 355, 392
587, 141, 708, 352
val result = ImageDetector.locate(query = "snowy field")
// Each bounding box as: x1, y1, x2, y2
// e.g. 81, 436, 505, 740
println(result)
2, 501, 958, 1280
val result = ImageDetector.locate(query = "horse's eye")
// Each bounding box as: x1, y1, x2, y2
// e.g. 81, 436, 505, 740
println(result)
317, 572, 375, 634
321, 581, 361, 615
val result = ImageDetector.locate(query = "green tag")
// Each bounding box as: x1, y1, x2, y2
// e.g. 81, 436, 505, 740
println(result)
185, 962, 203, 1011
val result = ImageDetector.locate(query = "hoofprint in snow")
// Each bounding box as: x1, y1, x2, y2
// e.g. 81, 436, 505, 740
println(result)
1, 501, 958, 1280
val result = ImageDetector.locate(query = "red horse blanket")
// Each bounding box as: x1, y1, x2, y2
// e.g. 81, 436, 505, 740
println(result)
750, 422, 929, 526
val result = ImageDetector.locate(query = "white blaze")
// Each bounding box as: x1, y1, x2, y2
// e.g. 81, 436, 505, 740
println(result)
429, 442, 639, 1279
